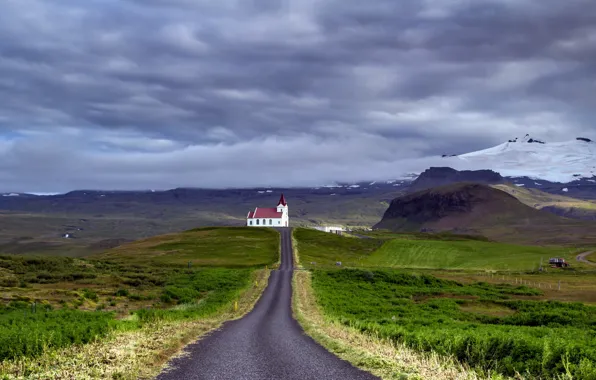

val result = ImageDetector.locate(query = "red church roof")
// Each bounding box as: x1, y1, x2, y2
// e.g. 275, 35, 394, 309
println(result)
251, 207, 282, 218
277, 193, 287, 206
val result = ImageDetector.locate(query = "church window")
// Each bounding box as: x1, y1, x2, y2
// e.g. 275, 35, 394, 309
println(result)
256, 219, 259, 225
249, 221, 253, 225
269, 219, 272, 225
262, 219, 266, 225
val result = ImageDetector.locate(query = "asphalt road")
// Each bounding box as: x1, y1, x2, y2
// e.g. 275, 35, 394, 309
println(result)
158, 228, 377, 380
576, 251, 595, 266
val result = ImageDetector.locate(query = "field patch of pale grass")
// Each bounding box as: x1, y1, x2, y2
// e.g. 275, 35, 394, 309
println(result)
0, 269, 269, 380
292, 270, 506, 380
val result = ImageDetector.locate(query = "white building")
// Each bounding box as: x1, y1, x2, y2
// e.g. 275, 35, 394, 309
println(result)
247, 194, 289, 227
313, 225, 345, 234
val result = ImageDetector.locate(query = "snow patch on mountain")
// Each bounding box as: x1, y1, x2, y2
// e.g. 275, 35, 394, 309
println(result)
448, 137, 596, 183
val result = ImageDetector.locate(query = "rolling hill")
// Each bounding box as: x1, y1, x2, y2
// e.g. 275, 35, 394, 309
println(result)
0, 187, 403, 257
492, 184, 596, 220
374, 183, 596, 245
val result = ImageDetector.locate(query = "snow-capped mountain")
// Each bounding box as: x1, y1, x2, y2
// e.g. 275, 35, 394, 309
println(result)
446, 136, 596, 183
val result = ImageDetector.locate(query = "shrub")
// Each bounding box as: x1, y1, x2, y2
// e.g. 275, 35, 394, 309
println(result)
82, 289, 99, 302
114, 289, 129, 297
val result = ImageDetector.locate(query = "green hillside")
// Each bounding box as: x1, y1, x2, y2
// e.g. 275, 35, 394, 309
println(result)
0, 226, 279, 376
366, 239, 577, 271
293, 228, 382, 268
294, 228, 580, 271
97, 227, 279, 267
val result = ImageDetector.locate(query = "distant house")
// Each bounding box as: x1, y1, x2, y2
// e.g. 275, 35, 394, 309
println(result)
313, 226, 345, 235
246, 194, 289, 227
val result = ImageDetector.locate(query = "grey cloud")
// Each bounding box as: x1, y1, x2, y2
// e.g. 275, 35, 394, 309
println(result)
0, 0, 595, 191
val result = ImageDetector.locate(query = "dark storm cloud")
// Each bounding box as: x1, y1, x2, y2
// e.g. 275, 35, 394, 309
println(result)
0, 0, 595, 191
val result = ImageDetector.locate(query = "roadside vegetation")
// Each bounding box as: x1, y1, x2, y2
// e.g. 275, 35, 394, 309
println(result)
0, 227, 278, 378
293, 270, 487, 380
311, 269, 596, 379
294, 228, 596, 379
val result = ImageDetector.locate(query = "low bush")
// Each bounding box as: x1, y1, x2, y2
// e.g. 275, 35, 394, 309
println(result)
0, 268, 254, 361
0, 306, 116, 360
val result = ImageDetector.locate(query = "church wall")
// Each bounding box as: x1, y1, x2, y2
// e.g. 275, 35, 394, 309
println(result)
246, 218, 284, 227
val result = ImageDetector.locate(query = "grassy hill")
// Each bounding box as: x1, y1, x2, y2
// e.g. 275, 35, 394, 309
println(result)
96, 227, 279, 267
294, 228, 580, 271
294, 228, 383, 268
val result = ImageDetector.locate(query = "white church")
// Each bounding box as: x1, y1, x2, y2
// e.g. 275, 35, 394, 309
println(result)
247, 194, 289, 227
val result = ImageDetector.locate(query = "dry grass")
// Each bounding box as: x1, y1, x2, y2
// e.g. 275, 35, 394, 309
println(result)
292, 270, 504, 380
493, 184, 596, 211
291, 230, 302, 269
0, 269, 270, 380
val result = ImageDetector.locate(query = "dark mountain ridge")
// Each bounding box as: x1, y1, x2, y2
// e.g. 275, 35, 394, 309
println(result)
374, 183, 596, 245
408, 167, 504, 192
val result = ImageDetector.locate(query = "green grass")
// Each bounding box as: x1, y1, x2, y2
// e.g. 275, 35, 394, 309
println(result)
312, 269, 596, 379
0, 267, 253, 361
366, 239, 578, 271
293, 228, 383, 268
0, 227, 280, 362
294, 228, 579, 271
0, 304, 122, 361
98, 227, 279, 267
353, 229, 492, 241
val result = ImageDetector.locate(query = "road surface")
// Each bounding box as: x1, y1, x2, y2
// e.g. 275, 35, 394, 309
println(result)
158, 228, 377, 380
576, 251, 595, 266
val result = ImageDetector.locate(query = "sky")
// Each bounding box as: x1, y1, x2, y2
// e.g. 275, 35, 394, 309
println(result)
0, 0, 595, 192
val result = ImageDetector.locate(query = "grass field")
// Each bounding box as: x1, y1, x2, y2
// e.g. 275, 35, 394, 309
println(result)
353, 229, 492, 241
0, 267, 253, 362
311, 269, 596, 379
97, 227, 279, 267
0, 227, 279, 366
293, 228, 383, 268
295, 228, 581, 271
294, 227, 596, 379
367, 239, 579, 271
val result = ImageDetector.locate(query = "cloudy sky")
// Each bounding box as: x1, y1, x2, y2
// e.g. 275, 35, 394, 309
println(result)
0, 0, 595, 192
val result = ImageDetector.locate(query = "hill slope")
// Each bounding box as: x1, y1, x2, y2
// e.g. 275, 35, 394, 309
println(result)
492, 184, 596, 220
96, 227, 279, 267
374, 183, 596, 245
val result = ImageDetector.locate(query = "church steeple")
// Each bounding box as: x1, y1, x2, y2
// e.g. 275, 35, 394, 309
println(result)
277, 193, 287, 206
